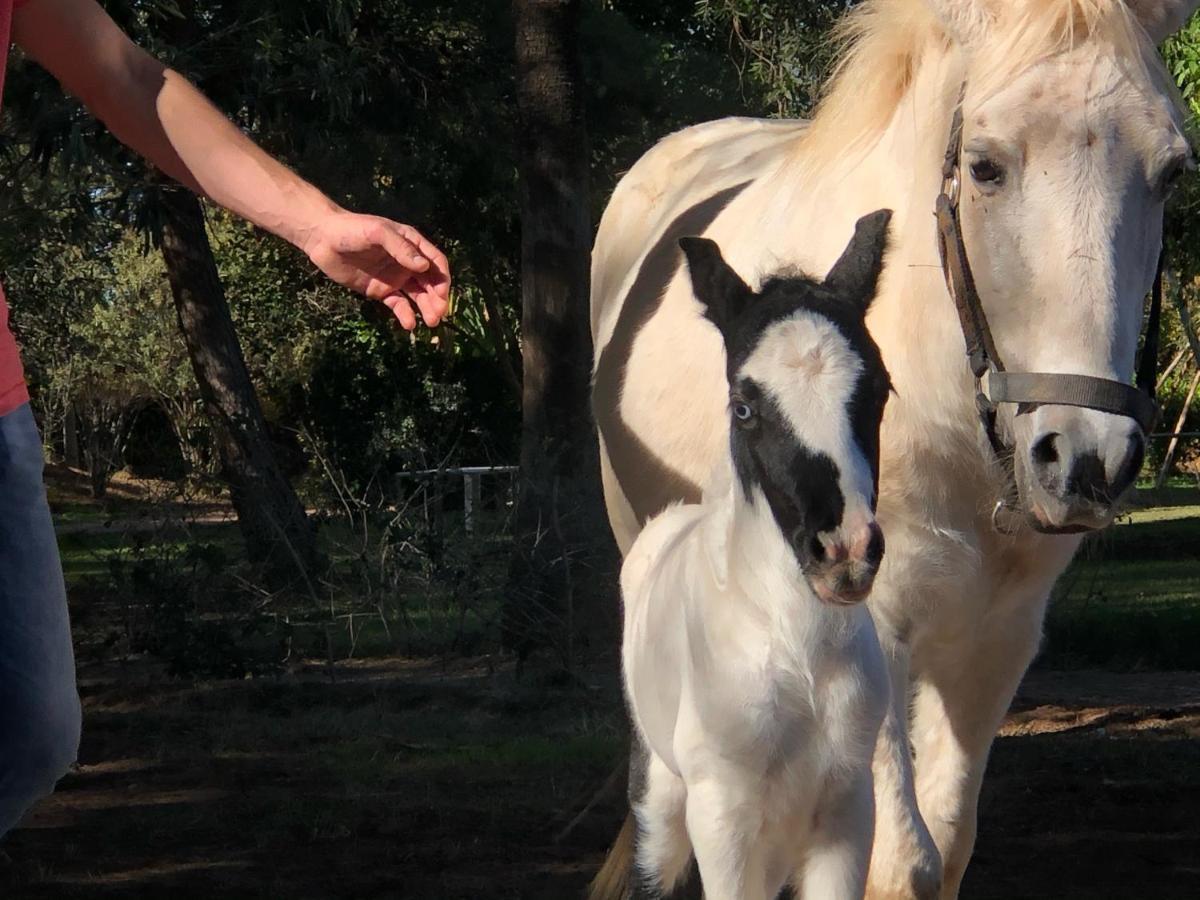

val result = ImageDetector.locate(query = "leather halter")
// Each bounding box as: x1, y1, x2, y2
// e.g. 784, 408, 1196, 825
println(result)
934, 94, 1162, 466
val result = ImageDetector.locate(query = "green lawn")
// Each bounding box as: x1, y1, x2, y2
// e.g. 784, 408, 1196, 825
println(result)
53, 500, 1200, 672
56, 524, 243, 582
1043, 504, 1200, 670
11, 498, 1195, 898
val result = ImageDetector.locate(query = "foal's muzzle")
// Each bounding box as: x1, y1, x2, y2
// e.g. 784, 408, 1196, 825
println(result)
802, 520, 884, 605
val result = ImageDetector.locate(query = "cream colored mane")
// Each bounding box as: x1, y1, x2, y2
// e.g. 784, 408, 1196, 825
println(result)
796, 0, 1174, 173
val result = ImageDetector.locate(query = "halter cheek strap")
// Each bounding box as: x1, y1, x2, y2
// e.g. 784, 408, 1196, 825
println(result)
935, 92, 1163, 461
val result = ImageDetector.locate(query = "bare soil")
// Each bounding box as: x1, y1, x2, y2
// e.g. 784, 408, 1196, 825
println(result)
1, 660, 1197, 900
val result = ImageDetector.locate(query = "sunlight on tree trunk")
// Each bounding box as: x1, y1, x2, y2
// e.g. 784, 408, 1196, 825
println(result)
158, 188, 318, 581
505, 0, 617, 668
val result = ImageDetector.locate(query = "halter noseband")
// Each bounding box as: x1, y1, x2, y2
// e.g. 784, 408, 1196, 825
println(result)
935, 90, 1163, 471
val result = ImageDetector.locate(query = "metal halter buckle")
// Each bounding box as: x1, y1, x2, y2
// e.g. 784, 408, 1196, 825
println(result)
991, 499, 1019, 535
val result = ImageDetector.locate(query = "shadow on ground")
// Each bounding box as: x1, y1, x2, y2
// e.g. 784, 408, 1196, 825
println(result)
2, 662, 1198, 899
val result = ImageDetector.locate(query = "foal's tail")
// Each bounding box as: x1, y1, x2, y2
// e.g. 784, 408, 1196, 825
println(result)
588, 811, 636, 900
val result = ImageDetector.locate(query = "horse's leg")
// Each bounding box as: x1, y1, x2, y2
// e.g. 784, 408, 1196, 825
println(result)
909, 591, 1047, 899
864, 630, 943, 900
798, 771, 875, 900
632, 752, 693, 896
684, 774, 771, 900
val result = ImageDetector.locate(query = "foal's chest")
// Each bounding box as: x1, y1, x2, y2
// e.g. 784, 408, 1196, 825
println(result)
702, 620, 884, 774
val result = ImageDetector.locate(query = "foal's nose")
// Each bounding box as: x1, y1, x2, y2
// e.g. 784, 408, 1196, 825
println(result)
808, 519, 885, 606
854, 521, 886, 567
815, 521, 884, 567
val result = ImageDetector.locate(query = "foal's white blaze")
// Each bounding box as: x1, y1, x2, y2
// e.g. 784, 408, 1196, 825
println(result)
739, 310, 878, 552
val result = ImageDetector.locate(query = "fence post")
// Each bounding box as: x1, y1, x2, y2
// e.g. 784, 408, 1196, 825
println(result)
464, 472, 482, 535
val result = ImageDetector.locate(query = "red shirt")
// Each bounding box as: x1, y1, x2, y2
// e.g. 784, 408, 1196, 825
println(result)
0, 0, 32, 416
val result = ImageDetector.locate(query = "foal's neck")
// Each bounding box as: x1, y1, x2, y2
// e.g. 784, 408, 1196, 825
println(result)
708, 474, 809, 604
702, 477, 858, 656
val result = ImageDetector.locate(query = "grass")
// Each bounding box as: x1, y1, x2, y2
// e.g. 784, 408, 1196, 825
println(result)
52, 492, 1200, 672
2, 656, 628, 899
56, 524, 243, 582
1042, 504, 1200, 670
5, 485, 1196, 898
55, 500, 519, 678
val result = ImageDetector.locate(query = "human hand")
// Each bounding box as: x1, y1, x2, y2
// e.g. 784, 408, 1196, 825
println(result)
302, 210, 451, 329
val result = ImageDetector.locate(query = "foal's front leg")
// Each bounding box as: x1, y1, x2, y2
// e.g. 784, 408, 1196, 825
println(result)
798, 771, 875, 900
684, 775, 771, 900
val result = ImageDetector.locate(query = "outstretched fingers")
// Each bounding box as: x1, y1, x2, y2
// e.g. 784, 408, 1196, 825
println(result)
383, 293, 418, 330
393, 223, 451, 297
374, 222, 451, 328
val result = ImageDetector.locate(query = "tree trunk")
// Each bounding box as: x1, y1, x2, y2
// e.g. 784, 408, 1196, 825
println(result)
158, 188, 318, 579
505, 0, 617, 665
482, 287, 523, 403
85, 410, 106, 500
64, 403, 81, 469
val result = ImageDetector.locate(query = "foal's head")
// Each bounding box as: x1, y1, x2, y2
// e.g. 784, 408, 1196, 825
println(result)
680, 210, 893, 605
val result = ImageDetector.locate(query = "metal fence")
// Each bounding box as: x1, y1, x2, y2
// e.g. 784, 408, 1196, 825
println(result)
394, 465, 518, 534
394, 431, 1199, 529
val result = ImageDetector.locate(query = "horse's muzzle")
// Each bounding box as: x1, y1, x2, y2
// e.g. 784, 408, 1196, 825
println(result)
1018, 413, 1145, 532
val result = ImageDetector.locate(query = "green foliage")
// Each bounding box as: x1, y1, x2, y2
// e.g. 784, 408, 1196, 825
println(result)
693, 0, 843, 116
117, 537, 273, 679
1, 0, 805, 501
1164, 13, 1200, 107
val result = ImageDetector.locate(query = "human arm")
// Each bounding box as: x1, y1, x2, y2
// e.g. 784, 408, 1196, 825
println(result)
11, 0, 449, 329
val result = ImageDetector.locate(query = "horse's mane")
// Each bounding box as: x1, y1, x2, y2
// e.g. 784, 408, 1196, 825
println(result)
797, 0, 1168, 173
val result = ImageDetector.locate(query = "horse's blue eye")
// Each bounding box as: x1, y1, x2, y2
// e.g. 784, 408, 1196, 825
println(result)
733, 402, 755, 422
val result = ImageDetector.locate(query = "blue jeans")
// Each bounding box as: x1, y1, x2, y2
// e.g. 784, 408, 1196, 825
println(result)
0, 403, 80, 838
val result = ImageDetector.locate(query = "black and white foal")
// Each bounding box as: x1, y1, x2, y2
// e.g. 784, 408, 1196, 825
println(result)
621, 211, 894, 900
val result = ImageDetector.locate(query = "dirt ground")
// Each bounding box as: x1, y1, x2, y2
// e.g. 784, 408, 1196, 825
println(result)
1, 659, 1197, 900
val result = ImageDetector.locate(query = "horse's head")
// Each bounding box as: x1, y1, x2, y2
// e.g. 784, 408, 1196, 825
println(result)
679, 211, 894, 605
931, 0, 1196, 531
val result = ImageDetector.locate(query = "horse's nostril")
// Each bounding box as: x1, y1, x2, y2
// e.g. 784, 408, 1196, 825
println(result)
1126, 432, 1145, 480
1110, 431, 1146, 496
1067, 452, 1109, 504
1032, 432, 1060, 467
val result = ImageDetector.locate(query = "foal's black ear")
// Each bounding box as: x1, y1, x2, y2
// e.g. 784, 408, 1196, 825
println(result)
679, 236, 753, 335
822, 209, 892, 315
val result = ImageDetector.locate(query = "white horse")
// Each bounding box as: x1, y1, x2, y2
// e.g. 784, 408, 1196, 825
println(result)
589, 2, 1198, 898
623, 215, 893, 900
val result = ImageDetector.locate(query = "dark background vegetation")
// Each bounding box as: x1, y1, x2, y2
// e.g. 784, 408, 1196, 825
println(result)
0, 2, 1198, 898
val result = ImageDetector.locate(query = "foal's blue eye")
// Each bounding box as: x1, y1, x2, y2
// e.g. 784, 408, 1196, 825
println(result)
733, 402, 755, 423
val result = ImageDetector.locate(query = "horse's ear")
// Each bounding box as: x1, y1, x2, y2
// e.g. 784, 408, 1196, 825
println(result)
679, 237, 753, 335
1128, 0, 1200, 43
922, 0, 995, 47
822, 209, 892, 316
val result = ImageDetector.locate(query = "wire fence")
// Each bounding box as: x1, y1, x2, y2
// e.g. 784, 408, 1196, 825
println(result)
394, 465, 518, 535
